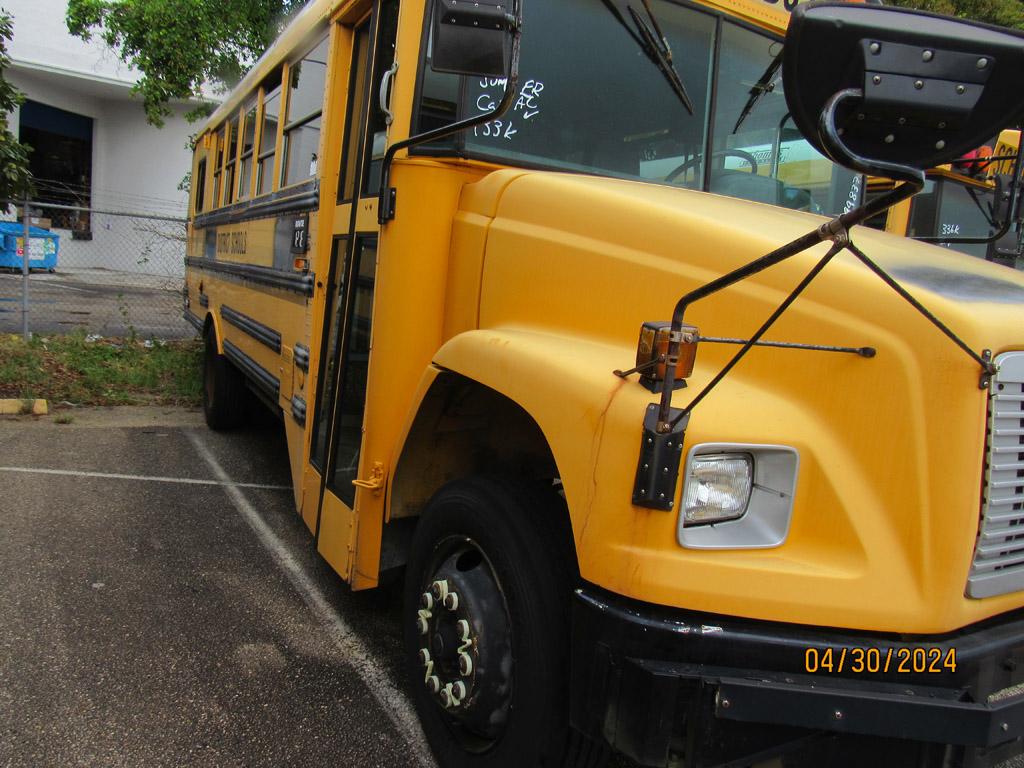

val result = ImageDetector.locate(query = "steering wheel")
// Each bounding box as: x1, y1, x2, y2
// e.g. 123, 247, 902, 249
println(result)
665, 148, 760, 183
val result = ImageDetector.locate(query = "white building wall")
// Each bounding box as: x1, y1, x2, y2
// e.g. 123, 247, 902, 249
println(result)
7, 68, 104, 122
98, 99, 193, 214
8, 0, 140, 85
4, 0, 213, 277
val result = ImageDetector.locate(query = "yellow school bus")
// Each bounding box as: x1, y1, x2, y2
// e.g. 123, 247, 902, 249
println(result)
184, 0, 1024, 765
867, 130, 1024, 267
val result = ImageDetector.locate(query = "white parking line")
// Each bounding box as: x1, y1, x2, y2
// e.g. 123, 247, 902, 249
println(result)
0, 274, 90, 291
185, 430, 435, 768
32, 281, 91, 293
0, 465, 291, 489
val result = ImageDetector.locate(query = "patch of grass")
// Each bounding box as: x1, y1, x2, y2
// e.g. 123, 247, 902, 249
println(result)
0, 332, 202, 407
54, 414, 74, 424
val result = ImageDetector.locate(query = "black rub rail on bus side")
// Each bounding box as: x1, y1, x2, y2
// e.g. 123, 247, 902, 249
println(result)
184, 258, 315, 297
184, 310, 203, 332
220, 305, 283, 354
293, 343, 310, 373
192, 179, 319, 230
291, 395, 307, 426
222, 339, 280, 404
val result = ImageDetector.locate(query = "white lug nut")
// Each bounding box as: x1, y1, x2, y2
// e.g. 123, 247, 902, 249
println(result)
426, 675, 440, 694
452, 680, 467, 703
431, 579, 449, 601
421, 592, 434, 610
418, 648, 431, 665
459, 652, 474, 677
444, 592, 460, 611
440, 684, 454, 708
417, 615, 430, 635
457, 619, 470, 641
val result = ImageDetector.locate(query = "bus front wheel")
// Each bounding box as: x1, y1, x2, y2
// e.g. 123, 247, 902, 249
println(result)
403, 476, 607, 768
202, 326, 245, 431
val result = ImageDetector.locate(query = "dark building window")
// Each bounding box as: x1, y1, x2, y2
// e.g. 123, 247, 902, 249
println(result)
19, 100, 93, 236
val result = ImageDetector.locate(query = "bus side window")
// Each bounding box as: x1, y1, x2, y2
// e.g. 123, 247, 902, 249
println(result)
195, 156, 207, 213
238, 102, 257, 201
937, 180, 996, 259
862, 188, 890, 231
361, 0, 400, 195
212, 124, 226, 207
339, 24, 371, 203
224, 116, 239, 204
282, 35, 329, 187
258, 81, 283, 195
907, 179, 939, 239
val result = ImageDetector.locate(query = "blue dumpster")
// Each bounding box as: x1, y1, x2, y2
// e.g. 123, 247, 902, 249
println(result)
0, 222, 59, 271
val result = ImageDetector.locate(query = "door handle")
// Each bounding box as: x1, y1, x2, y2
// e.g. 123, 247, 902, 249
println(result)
352, 461, 385, 495
379, 61, 399, 126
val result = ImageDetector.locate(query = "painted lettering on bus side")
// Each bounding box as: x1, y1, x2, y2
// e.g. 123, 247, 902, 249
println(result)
216, 230, 248, 256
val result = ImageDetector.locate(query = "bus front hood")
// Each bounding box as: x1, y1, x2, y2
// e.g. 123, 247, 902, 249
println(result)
466, 168, 1024, 347
446, 167, 1024, 633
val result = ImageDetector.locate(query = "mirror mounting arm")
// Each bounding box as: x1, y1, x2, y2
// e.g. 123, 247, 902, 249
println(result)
817, 88, 926, 186
650, 101, 997, 438
651, 186, 929, 435
377, 1, 522, 225
650, 91, 942, 436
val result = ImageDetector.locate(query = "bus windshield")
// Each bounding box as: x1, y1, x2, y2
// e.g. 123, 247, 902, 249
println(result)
908, 177, 999, 260
417, 0, 861, 216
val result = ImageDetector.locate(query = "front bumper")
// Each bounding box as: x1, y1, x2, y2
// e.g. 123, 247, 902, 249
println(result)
570, 586, 1024, 767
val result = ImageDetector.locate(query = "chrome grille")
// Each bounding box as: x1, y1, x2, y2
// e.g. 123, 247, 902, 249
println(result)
968, 351, 1024, 598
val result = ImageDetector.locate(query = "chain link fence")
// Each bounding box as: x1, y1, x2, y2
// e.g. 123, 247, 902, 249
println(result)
0, 201, 193, 339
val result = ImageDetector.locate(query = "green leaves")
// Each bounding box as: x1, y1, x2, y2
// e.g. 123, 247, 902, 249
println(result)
65, 0, 306, 126
0, 9, 32, 207
889, 0, 1024, 31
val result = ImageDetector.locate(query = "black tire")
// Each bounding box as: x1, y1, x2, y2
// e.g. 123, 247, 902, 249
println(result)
403, 476, 608, 768
202, 325, 245, 431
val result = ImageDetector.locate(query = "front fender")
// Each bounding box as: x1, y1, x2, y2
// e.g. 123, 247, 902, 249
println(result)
433, 326, 643, 568
430, 326, 973, 633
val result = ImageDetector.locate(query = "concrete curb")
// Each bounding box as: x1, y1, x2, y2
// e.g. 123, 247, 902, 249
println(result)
0, 399, 48, 416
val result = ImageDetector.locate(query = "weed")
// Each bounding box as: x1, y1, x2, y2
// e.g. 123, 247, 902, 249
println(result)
0, 333, 201, 406
116, 291, 138, 343
54, 414, 73, 424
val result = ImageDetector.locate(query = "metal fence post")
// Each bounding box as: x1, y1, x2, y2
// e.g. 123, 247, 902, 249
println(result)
0, 198, 189, 339
21, 195, 29, 341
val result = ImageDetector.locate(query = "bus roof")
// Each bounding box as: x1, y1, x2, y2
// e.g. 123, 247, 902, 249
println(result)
199, 0, 335, 134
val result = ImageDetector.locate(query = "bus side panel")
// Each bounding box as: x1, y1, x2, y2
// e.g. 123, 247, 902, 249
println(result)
186, 212, 316, 514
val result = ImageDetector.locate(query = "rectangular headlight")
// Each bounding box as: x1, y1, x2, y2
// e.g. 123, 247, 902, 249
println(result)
682, 453, 753, 526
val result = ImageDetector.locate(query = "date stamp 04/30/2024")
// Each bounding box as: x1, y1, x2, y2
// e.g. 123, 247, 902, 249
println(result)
803, 647, 958, 674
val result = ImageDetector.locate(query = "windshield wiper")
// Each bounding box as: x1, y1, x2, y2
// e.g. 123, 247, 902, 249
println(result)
599, 0, 694, 115
733, 48, 784, 134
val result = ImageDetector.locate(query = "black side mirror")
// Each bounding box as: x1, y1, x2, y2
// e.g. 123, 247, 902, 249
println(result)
378, 0, 521, 224
431, 0, 517, 78
784, 2, 1024, 178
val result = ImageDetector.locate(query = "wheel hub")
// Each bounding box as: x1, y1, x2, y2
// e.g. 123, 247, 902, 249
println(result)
414, 542, 512, 740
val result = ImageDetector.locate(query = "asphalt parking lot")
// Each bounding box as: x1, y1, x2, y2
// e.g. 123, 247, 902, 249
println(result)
0, 269, 190, 338
0, 407, 432, 767
7, 408, 1008, 768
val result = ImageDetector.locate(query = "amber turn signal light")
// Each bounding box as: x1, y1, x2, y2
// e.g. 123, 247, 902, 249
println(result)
636, 321, 699, 393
